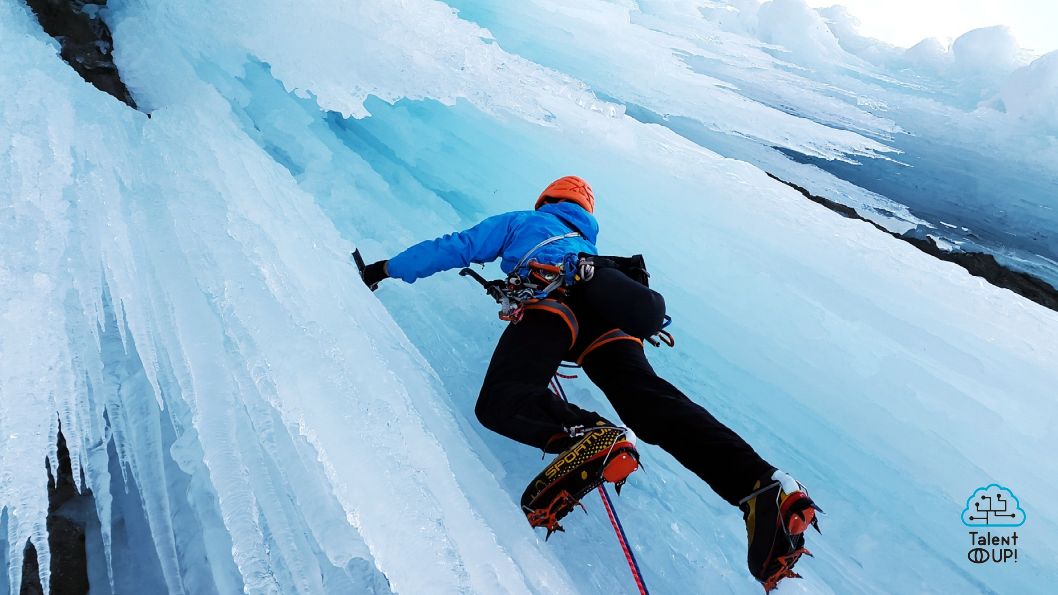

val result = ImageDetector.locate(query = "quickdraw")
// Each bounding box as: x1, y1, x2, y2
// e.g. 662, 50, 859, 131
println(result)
645, 315, 675, 348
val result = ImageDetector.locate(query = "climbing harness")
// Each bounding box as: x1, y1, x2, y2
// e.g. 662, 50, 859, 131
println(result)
458, 247, 676, 350
459, 231, 580, 321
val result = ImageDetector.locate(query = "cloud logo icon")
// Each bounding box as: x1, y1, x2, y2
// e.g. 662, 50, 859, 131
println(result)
962, 484, 1026, 527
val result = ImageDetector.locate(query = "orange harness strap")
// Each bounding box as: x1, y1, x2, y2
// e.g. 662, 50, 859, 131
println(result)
576, 328, 643, 365
523, 299, 579, 349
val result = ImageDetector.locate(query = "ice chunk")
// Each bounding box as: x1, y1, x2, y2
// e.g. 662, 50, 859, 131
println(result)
951, 25, 1027, 77
756, 0, 849, 64
903, 37, 953, 72
1000, 51, 1058, 130
816, 4, 902, 66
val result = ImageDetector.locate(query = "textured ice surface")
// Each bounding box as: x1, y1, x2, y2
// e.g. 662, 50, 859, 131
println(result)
2, 0, 1057, 593
2, 2, 573, 593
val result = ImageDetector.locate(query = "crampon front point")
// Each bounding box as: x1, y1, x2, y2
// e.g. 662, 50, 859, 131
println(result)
761, 547, 813, 593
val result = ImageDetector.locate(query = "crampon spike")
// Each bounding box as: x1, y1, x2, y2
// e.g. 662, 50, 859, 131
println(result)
763, 570, 802, 593
544, 524, 565, 541
526, 490, 578, 538
761, 548, 811, 593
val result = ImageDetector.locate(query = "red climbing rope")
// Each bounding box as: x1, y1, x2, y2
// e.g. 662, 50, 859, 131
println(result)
551, 375, 650, 595
598, 484, 649, 595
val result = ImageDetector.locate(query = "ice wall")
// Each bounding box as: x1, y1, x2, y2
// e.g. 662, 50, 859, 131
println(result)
1, 1, 575, 593
3, 0, 1058, 593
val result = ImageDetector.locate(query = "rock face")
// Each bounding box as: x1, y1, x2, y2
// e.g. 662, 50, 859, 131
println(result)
24, 0, 136, 108
21, 429, 94, 595
767, 173, 1058, 312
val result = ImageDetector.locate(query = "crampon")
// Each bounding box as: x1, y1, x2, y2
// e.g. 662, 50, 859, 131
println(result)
524, 490, 584, 539
761, 547, 813, 592
521, 426, 639, 539
741, 471, 822, 592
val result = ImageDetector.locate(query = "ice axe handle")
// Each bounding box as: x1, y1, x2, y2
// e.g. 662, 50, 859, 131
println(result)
352, 249, 378, 291
459, 268, 506, 302
459, 267, 489, 286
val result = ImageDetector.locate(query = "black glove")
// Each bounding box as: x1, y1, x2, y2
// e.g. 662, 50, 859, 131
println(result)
361, 260, 389, 291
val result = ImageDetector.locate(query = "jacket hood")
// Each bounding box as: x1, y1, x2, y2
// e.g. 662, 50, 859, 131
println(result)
538, 202, 599, 244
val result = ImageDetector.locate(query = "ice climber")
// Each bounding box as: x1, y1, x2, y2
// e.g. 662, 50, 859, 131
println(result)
359, 176, 820, 591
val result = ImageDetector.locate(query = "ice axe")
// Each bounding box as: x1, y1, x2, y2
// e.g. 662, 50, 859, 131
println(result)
352, 249, 379, 291
458, 267, 508, 302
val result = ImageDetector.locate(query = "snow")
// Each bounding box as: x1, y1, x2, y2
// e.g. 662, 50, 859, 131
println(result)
950, 26, 1027, 78
2, 0, 1057, 594
903, 37, 952, 73
1000, 51, 1058, 131
756, 0, 850, 65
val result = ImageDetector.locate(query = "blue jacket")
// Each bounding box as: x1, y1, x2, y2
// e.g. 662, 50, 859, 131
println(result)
387, 202, 599, 283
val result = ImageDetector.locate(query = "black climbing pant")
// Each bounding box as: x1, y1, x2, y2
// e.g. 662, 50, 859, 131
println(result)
476, 267, 774, 506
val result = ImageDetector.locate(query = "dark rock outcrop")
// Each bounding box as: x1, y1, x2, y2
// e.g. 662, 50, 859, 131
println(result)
20, 428, 93, 595
24, 0, 136, 108
767, 172, 1058, 312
